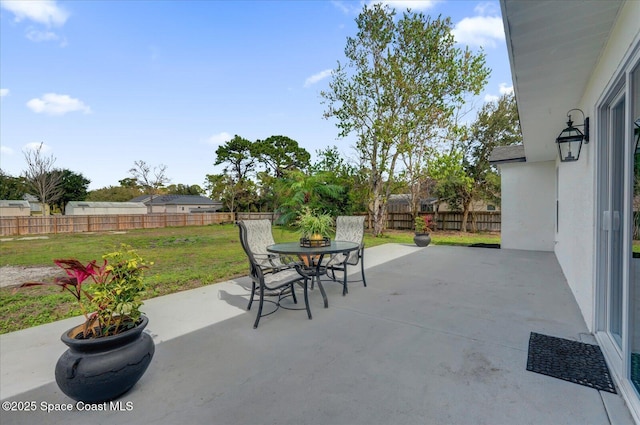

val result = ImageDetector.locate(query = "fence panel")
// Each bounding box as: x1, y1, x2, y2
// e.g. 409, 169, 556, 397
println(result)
0, 212, 240, 237
0, 210, 501, 237
236, 212, 277, 222
362, 211, 501, 232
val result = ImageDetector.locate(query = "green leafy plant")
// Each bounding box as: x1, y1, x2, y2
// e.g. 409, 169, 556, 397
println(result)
414, 215, 432, 234
296, 206, 334, 239
19, 244, 151, 338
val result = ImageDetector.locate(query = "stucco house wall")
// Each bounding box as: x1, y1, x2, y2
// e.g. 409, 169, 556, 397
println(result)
0, 200, 31, 217
554, 0, 639, 332
501, 0, 640, 420
500, 161, 555, 251
65, 202, 148, 215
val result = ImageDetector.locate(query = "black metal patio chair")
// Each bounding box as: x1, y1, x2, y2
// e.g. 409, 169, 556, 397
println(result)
324, 215, 367, 295
237, 220, 311, 328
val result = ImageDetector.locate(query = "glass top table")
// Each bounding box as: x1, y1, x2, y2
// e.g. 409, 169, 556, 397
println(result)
267, 241, 359, 308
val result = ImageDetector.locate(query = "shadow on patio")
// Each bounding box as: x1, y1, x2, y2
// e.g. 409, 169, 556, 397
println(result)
1, 245, 634, 425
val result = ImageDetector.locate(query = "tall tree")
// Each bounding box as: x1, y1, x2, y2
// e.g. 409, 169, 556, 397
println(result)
55, 169, 91, 213
22, 143, 63, 215
322, 4, 489, 236
214, 135, 256, 182
311, 146, 362, 213
253, 135, 310, 177
204, 173, 258, 212
461, 93, 521, 231
275, 170, 344, 225
213, 135, 258, 212
165, 184, 204, 195
0, 170, 28, 200
129, 160, 170, 200
87, 186, 141, 202
428, 149, 474, 219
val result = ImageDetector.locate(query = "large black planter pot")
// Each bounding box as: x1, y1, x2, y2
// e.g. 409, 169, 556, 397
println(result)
55, 315, 155, 403
413, 233, 431, 247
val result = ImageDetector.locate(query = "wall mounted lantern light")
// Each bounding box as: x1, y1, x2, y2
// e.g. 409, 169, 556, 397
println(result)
556, 108, 589, 162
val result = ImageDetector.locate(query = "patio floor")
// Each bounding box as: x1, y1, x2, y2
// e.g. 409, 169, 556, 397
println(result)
0, 244, 635, 425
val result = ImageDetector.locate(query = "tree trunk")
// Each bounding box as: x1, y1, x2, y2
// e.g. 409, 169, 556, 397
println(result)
373, 205, 386, 236
371, 184, 386, 237
461, 200, 471, 232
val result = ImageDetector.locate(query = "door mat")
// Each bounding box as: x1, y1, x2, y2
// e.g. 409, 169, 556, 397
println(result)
526, 332, 616, 393
632, 353, 640, 392
468, 243, 500, 249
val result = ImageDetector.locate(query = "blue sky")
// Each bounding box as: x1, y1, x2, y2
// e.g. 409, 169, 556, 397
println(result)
0, 0, 512, 191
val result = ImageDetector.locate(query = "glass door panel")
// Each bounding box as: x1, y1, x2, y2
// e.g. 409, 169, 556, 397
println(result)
609, 95, 626, 348
630, 64, 640, 393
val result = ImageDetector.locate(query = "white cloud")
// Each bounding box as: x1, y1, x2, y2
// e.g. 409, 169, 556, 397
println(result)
333, 0, 438, 15
375, 0, 439, 10
25, 28, 59, 42
26, 93, 91, 116
23, 142, 52, 153
304, 69, 333, 88
0, 88, 8, 98
484, 83, 514, 102
484, 94, 499, 103
207, 132, 232, 146
331, 1, 352, 14
474, 2, 499, 16
499, 83, 513, 95
452, 15, 504, 48
0, 145, 14, 155
0, 0, 69, 27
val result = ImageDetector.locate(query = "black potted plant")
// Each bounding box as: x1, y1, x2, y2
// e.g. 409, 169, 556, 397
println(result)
413, 215, 432, 247
20, 244, 155, 403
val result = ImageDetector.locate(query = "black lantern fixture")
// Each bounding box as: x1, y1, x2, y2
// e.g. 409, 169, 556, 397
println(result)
556, 108, 589, 162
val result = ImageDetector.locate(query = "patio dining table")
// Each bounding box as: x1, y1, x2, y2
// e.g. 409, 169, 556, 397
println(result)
266, 240, 359, 308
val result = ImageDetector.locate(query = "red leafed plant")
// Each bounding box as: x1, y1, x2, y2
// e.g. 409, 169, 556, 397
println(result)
414, 215, 433, 234
18, 244, 150, 338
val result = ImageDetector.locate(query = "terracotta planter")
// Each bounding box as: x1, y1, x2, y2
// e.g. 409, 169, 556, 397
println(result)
55, 315, 155, 403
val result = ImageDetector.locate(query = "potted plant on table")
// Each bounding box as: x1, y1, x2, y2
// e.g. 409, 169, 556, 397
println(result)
413, 215, 432, 247
296, 206, 334, 247
19, 243, 155, 403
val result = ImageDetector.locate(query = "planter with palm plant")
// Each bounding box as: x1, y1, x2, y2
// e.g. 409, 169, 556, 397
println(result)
296, 206, 334, 247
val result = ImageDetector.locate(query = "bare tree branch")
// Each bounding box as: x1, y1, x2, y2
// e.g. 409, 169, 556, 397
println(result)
22, 142, 63, 215
129, 160, 170, 202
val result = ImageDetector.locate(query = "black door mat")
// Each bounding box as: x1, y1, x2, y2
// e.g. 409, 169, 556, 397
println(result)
526, 332, 616, 393
632, 353, 640, 392
469, 243, 500, 248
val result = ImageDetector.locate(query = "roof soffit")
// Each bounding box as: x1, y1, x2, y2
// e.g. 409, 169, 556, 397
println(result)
501, 0, 624, 162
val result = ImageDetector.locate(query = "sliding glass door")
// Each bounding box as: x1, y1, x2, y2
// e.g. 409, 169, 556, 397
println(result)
630, 64, 640, 394
597, 56, 640, 401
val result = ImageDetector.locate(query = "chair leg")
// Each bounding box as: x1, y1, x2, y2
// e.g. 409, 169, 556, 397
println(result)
254, 284, 265, 329
303, 278, 312, 320
247, 280, 256, 310
290, 282, 298, 304
342, 263, 348, 296
360, 248, 367, 287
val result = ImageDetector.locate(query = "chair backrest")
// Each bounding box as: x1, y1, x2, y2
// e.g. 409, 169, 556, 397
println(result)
335, 216, 365, 264
238, 220, 277, 269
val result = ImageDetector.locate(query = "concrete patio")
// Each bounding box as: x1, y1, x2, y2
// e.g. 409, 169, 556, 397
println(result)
0, 244, 635, 425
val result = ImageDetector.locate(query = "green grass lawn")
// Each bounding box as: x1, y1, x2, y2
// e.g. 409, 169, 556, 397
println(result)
0, 224, 500, 334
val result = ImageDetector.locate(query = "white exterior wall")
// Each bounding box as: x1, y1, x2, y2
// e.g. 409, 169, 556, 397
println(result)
554, 0, 640, 332
500, 161, 555, 251
65, 202, 147, 215
554, 156, 594, 330
0, 201, 31, 217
